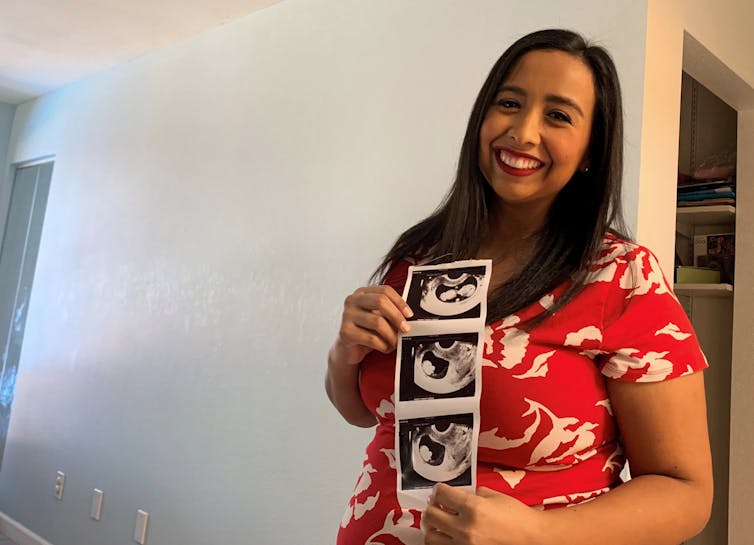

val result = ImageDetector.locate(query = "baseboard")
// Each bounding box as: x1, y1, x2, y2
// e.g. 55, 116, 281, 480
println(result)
0, 512, 54, 545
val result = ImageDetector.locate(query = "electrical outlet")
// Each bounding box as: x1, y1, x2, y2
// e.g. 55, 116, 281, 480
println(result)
134, 509, 149, 544
54, 471, 65, 500
90, 489, 103, 520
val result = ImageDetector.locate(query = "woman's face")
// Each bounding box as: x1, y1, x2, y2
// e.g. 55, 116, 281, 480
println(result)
478, 49, 596, 217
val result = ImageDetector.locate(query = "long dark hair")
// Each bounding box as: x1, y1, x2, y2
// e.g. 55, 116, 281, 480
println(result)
372, 28, 629, 327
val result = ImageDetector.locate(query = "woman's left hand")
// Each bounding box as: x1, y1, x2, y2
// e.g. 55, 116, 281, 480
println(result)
422, 483, 544, 545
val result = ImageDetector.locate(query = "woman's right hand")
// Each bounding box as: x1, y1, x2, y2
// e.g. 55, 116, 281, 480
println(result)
331, 285, 414, 367
326, 285, 413, 427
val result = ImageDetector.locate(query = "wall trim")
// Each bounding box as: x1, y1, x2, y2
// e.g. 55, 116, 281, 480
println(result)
0, 512, 54, 545
11, 155, 55, 170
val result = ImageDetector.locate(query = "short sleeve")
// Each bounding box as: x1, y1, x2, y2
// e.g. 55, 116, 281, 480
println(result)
597, 245, 708, 382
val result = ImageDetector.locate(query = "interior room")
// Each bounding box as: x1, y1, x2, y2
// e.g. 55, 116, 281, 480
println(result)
0, 1, 752, 544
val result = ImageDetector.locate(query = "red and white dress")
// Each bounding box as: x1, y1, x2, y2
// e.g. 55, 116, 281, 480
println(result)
337, 234, 707, 545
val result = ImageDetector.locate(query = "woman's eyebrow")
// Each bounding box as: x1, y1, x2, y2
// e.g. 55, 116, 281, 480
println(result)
545, 94, 585, 118
496, 85, 584, 118
497, 84, 526, 97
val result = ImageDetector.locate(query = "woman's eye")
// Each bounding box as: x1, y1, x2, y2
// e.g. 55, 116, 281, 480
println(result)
548, 110, 572, 124
496, 99, 519, 109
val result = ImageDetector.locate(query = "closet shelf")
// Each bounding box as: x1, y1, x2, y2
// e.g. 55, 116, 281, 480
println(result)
674, 283, 733, 298
676, 205, 735, 226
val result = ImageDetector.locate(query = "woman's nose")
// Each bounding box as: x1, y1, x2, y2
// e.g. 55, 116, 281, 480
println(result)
507, 111, 541, 146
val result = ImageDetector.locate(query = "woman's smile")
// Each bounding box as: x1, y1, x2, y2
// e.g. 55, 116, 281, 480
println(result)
495, 146, 545, 176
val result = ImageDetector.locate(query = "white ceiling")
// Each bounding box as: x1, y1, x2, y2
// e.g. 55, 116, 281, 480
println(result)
0, 0, 285, 104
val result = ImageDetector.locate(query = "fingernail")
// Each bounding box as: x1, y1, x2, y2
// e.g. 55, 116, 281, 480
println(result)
400, 321, 411, 333
403, 306, 414, 318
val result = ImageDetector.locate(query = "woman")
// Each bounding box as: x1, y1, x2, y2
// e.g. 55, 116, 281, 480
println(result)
326, 29, 712, 545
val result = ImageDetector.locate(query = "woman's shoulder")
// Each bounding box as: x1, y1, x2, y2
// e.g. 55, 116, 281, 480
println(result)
587, 233, 672, 293
595, 232, 641, 261
593, 232, 663, 267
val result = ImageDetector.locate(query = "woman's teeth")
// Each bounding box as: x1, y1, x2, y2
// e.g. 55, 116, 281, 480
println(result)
499, 149, 542, 170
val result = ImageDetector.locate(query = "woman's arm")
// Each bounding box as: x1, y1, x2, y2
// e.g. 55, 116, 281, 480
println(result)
325, 285, 413, 428
538, 371, 712, 544
423, 371, 712, 545
325, 342, 377, 428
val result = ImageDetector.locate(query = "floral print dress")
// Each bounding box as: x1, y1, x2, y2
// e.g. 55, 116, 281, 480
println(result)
337, 234, 708, 545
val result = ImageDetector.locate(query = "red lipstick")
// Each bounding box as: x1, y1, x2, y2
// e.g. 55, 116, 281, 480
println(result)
494, 147, 544, 177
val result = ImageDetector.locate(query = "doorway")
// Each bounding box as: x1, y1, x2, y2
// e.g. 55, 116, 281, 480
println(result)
0, 160, 53, 467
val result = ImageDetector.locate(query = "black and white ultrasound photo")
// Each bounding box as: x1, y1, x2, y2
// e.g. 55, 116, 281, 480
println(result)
398, 414, 474, 490
398, 333, 479, 401
395, 260, 489, 506
404, 266, 487, 320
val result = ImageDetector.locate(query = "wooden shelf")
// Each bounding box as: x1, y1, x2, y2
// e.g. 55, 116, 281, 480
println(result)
676, 205, 735, 226
674, 283, 733, 297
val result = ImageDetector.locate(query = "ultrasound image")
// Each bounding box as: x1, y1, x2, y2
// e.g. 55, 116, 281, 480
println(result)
399, 414, 474, 490
399, 333, 478, 401
405, 266, 486, 320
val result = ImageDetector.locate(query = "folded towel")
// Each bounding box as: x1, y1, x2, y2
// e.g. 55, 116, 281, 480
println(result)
678, 191, 735, 201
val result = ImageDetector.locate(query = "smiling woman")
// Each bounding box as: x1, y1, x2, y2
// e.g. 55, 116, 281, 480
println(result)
325, 28, 712, 545
478, 49, 595, 219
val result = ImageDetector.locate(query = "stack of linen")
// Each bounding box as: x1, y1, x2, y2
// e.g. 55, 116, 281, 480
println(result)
677, 170, 735, 208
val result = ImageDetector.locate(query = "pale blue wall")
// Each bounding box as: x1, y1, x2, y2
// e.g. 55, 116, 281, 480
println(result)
0, 102, 15, 211
0, 1, 648, 544
0, 104, 13, 161
0, 100, 17, 469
